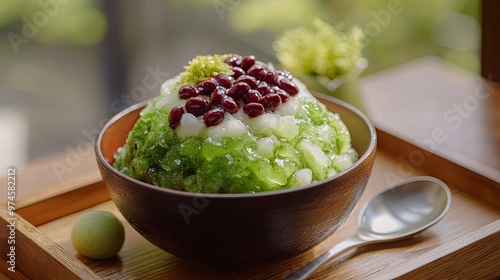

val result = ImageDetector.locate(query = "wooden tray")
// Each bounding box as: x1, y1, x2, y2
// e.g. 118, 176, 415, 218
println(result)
1, 129, 499, 280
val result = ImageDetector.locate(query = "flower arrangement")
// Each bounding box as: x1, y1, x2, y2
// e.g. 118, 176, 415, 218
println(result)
274, 18, 366, 91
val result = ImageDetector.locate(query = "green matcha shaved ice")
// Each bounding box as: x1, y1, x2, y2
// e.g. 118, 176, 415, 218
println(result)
113, 54, 357, 193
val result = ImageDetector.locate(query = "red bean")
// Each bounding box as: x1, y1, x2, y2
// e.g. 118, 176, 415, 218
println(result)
221, 96, 239, 114
214, 73, 233, 88
244, 89, 262, 104
225, 54, 242, 66
256, 81, 270, 96
240, 55, 256, 70
261, 93, 282, 112
178, 85, 198, 99
236, 75, 258, 89
169, 106, 184, 128
209, 86, 226, 107
278, 77, 299, 95
243, 102, 265, 117
185, 97, 209, 117
247, 64, 266, 80
264, 70, 278, 85
278, 91, 290, 103
197, 79, 217, 95
231, 67, 245, 79
227, 82, 250, 100
271, 85, 290, 103
204, 108, 225, 127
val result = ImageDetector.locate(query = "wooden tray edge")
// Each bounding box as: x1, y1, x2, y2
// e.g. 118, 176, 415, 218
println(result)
376, 128, 500, 207
14, 178, 110, 227
377, 220, 500, 279
0, 210, 102, 280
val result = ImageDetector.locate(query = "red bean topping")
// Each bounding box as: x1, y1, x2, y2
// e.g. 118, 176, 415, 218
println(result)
236, 75, 258, 89
247, 64, 266, 80
204, 108, 225, 127
221, 96, 240, 114
243, 102, 265, 117
169, 106, 184, 128
214, 73, 233, 88
256, 81, 270, 96
197, 79, 218, 96
231, 67, 245, 79
185, 96, 209, 117
263, 70, 278, 85
278, 77, 299, 95
270, 86, 281, 93
261, 93, 282, 112
240, 55, 256, 70
227, 81, 250, 100
225, 55, 242, 66
172, 54, 301, 128
209, 86, 226, 107
178, 85, 199, 99
277, 90, 290, 103
244, 89, 262, 104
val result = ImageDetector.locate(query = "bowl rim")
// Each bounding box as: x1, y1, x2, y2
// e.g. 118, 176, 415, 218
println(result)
95, 92, 377, 199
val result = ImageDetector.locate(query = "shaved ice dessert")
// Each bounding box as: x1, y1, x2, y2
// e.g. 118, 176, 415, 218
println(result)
113, 54, 357, 193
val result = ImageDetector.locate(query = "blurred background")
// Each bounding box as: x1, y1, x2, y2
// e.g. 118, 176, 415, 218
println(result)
0, 0, 480, 169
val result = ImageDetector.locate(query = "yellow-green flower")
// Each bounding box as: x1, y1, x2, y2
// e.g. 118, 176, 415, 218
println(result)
274, 19, 364, 80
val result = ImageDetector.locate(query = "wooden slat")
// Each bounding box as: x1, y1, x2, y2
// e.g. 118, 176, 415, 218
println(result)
15, 178, 109, 227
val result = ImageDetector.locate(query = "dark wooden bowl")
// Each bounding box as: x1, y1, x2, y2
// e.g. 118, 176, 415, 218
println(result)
95, 93, 376, 265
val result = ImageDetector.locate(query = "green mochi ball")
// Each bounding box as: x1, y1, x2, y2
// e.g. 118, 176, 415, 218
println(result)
71, 211, 125, 260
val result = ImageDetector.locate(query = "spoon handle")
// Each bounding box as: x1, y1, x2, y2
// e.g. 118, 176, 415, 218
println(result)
285, 234, 368, 280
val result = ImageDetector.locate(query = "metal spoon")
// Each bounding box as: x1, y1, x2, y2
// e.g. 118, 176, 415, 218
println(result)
286, 176, 452, 280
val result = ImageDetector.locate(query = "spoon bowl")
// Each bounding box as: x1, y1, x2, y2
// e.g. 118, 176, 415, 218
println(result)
286, 176, 451, 280
358, 176, 451, 241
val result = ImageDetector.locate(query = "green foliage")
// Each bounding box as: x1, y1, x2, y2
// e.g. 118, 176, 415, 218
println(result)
0, 0, 107, 46
227, 0, 328, 33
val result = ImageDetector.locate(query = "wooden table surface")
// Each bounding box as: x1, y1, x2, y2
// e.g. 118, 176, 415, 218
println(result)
1, 56, 499, 279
